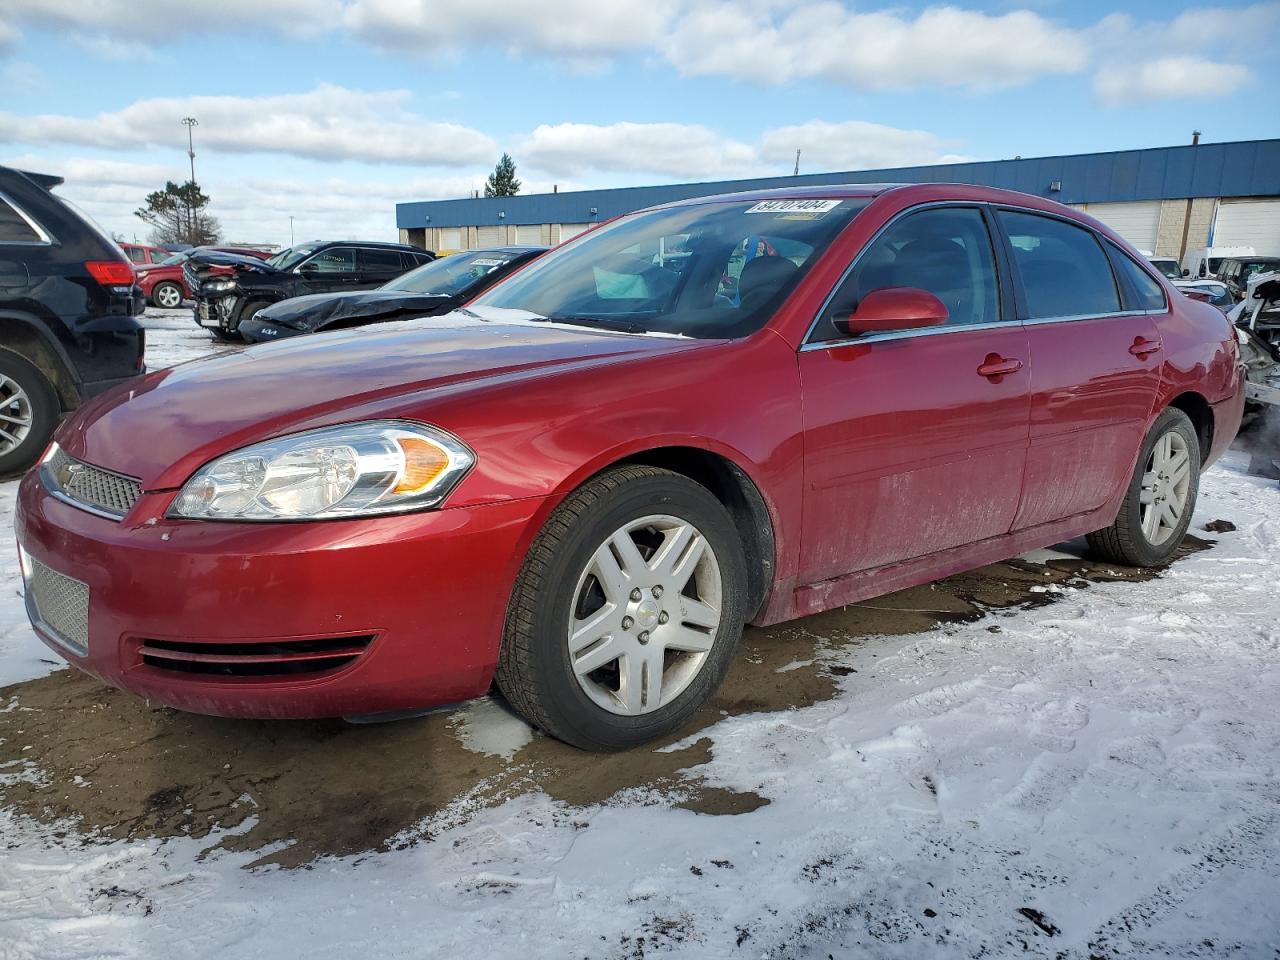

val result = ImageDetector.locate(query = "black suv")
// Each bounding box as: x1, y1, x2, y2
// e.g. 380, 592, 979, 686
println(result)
186, 240, 435, 340
0, 165, 145, 474
1217, 256, 1280, 303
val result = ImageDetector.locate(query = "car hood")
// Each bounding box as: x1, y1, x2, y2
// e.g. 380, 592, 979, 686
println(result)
257, 290, 453, 331
188, 249, 283, 273
60, 307, 697, 490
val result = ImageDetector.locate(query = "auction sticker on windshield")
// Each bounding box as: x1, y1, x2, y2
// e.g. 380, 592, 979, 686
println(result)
745, 199, 842, 215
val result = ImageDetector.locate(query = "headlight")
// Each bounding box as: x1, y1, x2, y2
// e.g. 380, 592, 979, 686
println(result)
203, 279, 235, 293
169, 421, 474, 521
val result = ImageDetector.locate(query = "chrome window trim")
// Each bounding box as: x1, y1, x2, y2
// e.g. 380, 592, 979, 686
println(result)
1022, 309, 1150, 326
798, 318, 1023, 352
801, 199, 1007, 349
0, 188, 54, 246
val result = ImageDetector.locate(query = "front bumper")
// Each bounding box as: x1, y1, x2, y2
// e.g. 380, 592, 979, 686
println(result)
15, 470, 543, 718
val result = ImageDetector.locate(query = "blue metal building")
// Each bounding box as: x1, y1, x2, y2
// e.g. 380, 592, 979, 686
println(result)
396, 139, 1280, 259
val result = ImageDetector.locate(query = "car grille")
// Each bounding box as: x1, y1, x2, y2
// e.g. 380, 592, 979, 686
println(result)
26, 556, 90, 656
45, 446, 142, 519
137, 635, 375, 678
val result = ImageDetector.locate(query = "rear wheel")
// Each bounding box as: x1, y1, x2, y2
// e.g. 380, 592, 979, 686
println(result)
495, 466, 747, 751
0, 349, 59, 477
1087, 407, 1200, 567
151, 281, 183, 309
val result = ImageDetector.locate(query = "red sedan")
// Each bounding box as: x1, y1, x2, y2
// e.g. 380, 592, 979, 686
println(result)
135, 247, 274, 308
16, 184, 1244, 750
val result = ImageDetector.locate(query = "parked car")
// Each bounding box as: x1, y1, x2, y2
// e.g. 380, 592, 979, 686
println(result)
135, 246, 273, 308
0, 165, 145, 474
1181, 245, 1256, 279
1173, 278, 1233, 311
186, 240, 435, 340
1215, 256, 1280, 302
118, 242, 171, 267
16, 183, 1243, 750
1148, 256, 1182, 281
239, 246, 546, 342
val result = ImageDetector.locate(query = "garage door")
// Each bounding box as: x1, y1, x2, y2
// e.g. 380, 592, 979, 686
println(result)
559, 223, 591, 242
1077, 201, 1162, 251
516, 224, 541, 245
1212, 199, 1280, 252
476, 225, 502, 247
438, 227, 461, 251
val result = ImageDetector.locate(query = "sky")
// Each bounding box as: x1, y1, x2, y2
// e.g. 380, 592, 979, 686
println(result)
1, 0, 1277, 247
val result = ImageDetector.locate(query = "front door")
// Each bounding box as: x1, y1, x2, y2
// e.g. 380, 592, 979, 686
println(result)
994, 210, 1163, 530
299, 246, 359, 293
798, 205, 1031, 585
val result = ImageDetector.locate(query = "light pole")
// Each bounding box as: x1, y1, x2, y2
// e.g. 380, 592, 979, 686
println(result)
181, 117, 198, 241
289, 216, 294, 247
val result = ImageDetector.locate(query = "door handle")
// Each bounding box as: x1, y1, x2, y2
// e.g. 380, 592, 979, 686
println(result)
977, 353, 1023, 382
1129, 337, 1161, 359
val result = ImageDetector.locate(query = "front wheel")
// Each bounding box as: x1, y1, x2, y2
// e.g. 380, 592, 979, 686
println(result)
1087, 407, 1200, 567
151, 281, 183, 309
495, 466, 748, 751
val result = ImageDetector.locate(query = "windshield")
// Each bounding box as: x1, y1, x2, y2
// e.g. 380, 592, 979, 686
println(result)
472, 198, 868, 338
1151, 258, 1181, 280
383, 250, 525, 295
267, 243, 319, 271
157, 252, 186, 266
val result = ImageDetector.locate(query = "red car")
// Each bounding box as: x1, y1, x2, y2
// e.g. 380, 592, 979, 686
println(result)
135, 246, 273, 308
119, 242, 171, 267
16, 184, 1244, 750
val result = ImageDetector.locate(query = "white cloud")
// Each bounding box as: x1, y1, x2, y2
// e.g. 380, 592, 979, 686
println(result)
759, 120, 972, 172
0, 0, 339, 43
519, 122, 757, 179
662, 2, 1088, 90
1093, 56, 1252, 105
342, 0, 682, 56
0, 85, 497, 166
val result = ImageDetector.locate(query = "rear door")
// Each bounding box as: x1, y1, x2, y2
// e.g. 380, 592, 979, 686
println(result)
797, 204, 1031, 584
996, 209, 1163, 531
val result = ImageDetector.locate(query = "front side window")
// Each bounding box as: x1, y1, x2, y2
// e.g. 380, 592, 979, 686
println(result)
0, 197, 42, 243
473, 197, 868, 338
816, 206, 1000, 340
999, 210, 1121, 319
303, 247, 355, 274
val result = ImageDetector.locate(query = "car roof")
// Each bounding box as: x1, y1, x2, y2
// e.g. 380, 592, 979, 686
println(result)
300, 239, 426, 252
468, 246, 547, 254
649, 181, 1093, 215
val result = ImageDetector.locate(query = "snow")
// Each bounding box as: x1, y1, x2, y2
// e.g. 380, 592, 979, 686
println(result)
2, 312, 1279, 957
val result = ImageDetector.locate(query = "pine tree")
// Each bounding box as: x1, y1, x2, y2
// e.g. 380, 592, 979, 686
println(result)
134, 180, 221, 246
484, 153, 522, 198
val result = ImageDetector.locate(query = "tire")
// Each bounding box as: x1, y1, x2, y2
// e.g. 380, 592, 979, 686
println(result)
495, 466, 748, 751
151, 282, 183, 309
0, 349, 59, 477
1087, 407, 1200, 567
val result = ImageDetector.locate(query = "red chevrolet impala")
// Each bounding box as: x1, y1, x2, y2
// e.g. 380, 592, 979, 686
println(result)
16, 184, 1244, 750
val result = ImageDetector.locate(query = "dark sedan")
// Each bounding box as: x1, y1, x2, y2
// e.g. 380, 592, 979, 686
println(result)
238, 246, 547, 343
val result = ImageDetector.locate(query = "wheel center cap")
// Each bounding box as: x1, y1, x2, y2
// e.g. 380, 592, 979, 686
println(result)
635, 598, 661, 629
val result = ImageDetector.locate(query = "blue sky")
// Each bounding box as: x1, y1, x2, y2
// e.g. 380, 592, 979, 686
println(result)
2, 0, 1277, 246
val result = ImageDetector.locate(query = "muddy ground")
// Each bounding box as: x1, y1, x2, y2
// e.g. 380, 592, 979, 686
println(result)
0, 535, 1211, 869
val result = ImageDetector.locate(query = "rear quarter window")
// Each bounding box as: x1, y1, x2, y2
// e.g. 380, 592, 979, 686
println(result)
1107, 243, 1168, 312
0, 197, 43, 243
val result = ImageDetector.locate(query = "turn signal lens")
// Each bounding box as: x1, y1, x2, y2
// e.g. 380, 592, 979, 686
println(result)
394, 437, 451, 494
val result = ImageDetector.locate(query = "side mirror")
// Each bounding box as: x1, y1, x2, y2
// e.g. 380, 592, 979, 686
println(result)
297, 262, 321, 276
839, 287, 948, 336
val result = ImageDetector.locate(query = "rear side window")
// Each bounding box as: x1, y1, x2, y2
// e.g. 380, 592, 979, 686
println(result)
999, 210, 1120, 319
1108, 245, 1167, 311
0, 197, 42, 243
359, 248, 405, 272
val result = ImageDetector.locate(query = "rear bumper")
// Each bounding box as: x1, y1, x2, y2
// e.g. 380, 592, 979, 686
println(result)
15, 470, 543, 719
1207, 366, 1247, 467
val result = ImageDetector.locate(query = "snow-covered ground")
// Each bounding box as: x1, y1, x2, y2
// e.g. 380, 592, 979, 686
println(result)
2, 314, 1278, 958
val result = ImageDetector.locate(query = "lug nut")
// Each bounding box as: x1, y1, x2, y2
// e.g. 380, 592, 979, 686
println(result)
658, 611, 669, 624
622, 616, 634, 630
652, 585, 664, 598
637, 631, 650, 644
630, 588, 643, 602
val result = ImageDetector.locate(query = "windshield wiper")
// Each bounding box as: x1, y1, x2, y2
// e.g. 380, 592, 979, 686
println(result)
532, 314, 651, 334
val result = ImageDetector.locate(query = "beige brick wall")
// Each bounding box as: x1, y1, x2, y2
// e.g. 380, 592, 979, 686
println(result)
1153, 198, 1219, 260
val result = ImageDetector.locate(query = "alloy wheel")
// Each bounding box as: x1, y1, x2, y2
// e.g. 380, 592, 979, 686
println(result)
567, 514, 722, 716
0, 373, 33, 455
1140, 430, 1192, 546
156, 284, 182, 308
